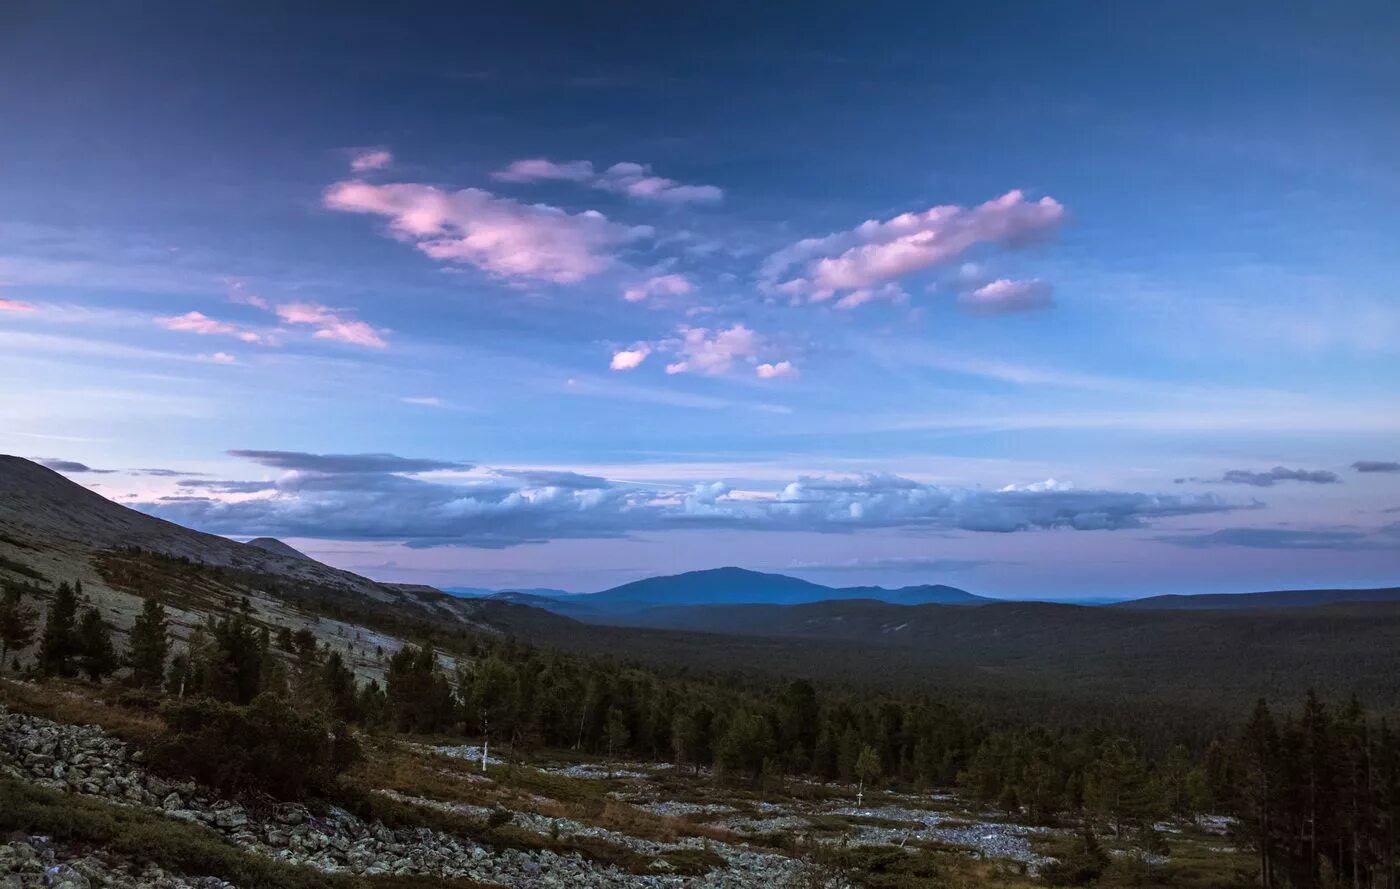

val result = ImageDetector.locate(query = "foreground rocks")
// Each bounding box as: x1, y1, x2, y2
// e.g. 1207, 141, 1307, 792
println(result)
0, 835, 236, 889
0, 707, 820, 887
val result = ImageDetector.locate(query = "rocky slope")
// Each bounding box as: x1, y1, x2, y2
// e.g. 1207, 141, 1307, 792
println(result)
0, 700, 814, 887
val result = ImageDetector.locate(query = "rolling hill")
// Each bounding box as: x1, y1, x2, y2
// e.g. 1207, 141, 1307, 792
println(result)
1113, 586, 1400, 610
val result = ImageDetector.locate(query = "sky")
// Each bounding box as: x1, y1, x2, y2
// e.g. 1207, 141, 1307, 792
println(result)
1, 2, 1397, 598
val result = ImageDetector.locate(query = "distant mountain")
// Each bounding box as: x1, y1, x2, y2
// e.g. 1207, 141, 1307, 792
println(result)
444, 586, 574, 599
504, 566, 990, 621
834, 583, 988, 606
443, 587, 499, 598
1114, 587, 1400, 611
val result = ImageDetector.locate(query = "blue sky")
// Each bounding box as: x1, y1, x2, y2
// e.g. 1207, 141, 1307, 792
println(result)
1, 2, 1397, 596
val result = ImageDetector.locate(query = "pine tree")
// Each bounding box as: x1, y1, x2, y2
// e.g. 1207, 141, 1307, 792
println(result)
37, 581, 80, 676
1087, 737, 1158, 837
76, 606, 117, 682
855, 744, 882, 805
0, 582, 37, 666
605, 705, 630, 775
321, 650, 358, 722
126, 597, 169, 688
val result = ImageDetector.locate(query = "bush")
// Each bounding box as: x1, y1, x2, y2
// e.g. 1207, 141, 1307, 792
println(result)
152, 693, 359, 799
1041, 829, 1111, 886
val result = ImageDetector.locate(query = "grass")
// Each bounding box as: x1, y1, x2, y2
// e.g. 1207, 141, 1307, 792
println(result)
786, 841, 1042, 889
0, 676, 165, 746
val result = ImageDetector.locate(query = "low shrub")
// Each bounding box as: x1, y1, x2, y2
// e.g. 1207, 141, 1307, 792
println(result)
152, 693, 359, 799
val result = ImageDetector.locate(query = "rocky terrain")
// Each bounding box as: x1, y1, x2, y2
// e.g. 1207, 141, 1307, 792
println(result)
0, 703, 819, 887
0, 834, 237, 889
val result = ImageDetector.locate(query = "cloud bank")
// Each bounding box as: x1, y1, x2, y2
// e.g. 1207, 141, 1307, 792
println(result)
138, 452, 1241, 549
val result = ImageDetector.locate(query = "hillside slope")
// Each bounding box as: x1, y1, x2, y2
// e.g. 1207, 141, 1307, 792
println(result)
0, 455, 570, 678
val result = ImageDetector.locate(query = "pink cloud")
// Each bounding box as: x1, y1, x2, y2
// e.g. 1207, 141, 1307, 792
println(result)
960, 278, 1055, 315
350, 148, 393, 172
225, 279, 270, 310
492, 158, 594, 183
0, 297, 34, 312
274, 302, 388, 348
615, 324, 793, 378
159, 311, 267, 343
609, 346, 651, 371
324, 179, 647, 284
623, 273, 693, 303
834, 283, 907, 311
491, 158, 723, 204
764, 190, 1065, 301
664, 324, 762, 376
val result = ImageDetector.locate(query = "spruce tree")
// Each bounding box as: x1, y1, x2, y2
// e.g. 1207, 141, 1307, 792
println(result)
126, 597, 169, 688
76, 605, 117, 682
0, 582, 37, 666
37, 580, 79, 676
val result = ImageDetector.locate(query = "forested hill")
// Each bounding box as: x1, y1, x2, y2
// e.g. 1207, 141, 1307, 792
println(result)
500, 596, 1400, 724
1112, 585, 1400, 610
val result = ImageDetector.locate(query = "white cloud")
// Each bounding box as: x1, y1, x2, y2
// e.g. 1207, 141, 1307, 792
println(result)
609, 346, 651, 371
492, 158, 723, 204
324, 179, 649, 284
198, 352, 237, 364
400, 396, 445, 407
959, 278, 1055, 314
623, 273, 694, 302
764, 190, 1065, 302
755, 360, 797, 379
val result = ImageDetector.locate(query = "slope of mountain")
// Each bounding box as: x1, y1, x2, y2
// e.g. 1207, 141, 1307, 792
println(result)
1114, 586, 1400, 610
0, 456, 566, 667
521, 566, 991, 619
243, 536, 313, 561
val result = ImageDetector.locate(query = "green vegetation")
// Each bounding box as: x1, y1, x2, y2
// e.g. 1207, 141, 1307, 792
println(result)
0, 580, 37, 665
126, 596, 170, 688
152, 693, 360, 799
